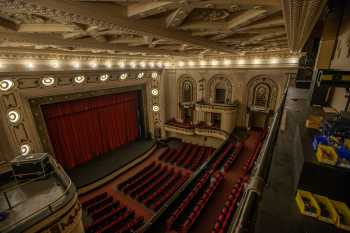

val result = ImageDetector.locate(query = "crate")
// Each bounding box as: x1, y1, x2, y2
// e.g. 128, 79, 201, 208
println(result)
295, 190, 320, 218
312, 135, 329, 151
330, 200, 350, 231
313, 194, 338, 224
316, 144, 338, 166
345, 139, 350, 150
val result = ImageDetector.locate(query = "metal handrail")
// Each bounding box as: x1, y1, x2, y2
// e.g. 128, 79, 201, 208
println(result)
0, 155, 74, 233
228, 77, 290, 233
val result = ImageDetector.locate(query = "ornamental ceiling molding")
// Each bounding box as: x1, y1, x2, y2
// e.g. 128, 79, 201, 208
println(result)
0, 0, 233, 54
282, 0, 327, 51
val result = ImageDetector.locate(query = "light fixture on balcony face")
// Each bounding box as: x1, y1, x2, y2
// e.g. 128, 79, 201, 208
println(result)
152, 105, 159, 112
20, 144, 31, 156
223, 59, 231, 65
139, 61, 146, 68
105, 61, 112, 68
137, 72, 144, 79
151, 89, 159, 96
188, 60, 195, 67
210, 59, 218, 66
74, 75, 85, 83
0, 79, 14, 91
89, 61, 98, 68
269, 57, 279, 64
8, 110, 20, 124
237, 59, 246, 65
50, 60, 60, 69
25, 61, 35, 69
200, 60, 207, 66
72, 61, 80, 69
130, 61, 136, 68
157, 61, 163, 68
178, 61, 184, 67
41, 76, 55, 86
118, 61, 125, 68
151, 72, 158, 79
99, 74, 109, 82
120, 73, 128, 80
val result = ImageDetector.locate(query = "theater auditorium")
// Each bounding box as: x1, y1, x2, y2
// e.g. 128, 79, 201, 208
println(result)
0, 1, 350, 233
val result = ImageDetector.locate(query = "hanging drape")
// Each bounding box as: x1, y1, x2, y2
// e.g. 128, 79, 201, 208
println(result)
42, 91, 140, 169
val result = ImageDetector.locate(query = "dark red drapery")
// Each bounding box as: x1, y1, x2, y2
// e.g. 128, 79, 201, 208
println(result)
42, 91, 140, 169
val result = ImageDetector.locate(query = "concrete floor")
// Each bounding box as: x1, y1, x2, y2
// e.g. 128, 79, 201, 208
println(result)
0, 175, 65, 232
254, 87, 348, 233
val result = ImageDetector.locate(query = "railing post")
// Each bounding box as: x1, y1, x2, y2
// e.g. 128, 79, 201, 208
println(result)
3, 191, 12, 210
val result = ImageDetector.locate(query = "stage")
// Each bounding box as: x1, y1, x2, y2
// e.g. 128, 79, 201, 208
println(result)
66, 138, 155, 190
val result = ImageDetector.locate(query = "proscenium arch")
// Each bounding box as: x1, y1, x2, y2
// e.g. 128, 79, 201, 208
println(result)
246, 76, 278, 111
207, 74, 233, 104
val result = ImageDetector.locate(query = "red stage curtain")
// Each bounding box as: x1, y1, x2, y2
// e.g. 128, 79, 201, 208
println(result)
42, 91, 140, 169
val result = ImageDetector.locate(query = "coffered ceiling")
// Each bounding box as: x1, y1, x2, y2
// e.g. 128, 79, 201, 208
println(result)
0, 0, 326, 58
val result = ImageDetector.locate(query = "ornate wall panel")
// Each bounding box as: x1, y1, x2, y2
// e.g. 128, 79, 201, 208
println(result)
207, 74, 233, 104
247, 76, 279, 111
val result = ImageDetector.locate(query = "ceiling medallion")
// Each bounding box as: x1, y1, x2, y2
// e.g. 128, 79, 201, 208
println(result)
41, 76, 55, 86
152, 105, 160, 112
120, 73, 128, 80
8, 110, 21, 124
151, 89, 159, 96
20, 144, 31, 156
74, 75, 85, 84
137, 72, 145, 79
0, 79, 14, 91
99, 74, 109, 82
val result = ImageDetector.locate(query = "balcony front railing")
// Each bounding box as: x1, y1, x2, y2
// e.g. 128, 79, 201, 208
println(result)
0, 155, 75, 233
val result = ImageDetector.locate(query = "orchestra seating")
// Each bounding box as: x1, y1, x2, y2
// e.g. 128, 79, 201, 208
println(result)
211, 176, 248, 233
211, 142, 236, 171
82, 193, 144, 233
118, 162, 190, 211
158, 143, 214, 171
166, 171, 224, 233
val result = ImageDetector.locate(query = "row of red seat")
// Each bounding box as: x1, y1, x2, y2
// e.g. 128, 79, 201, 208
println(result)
211, 142, 235, 171
83, 193, 144, 233
180, 172, 225, 233
148, 174, 189, 211
223, 142, 244, 172
118, 162, 161, 193
211, 176, 248, 233
118, 162, 156, 190
159, 143, 213, 171
165, 171, 211, 230
119, 162, 190, 211
82, 192, 107, 208
243, 142, 262, 174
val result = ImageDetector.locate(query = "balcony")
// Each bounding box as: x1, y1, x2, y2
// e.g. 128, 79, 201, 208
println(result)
164, 120, 195, 136
0, 154, 78, 233
195, 102, 239, 113
195, 128, 229, 140
164, 120, 229, 140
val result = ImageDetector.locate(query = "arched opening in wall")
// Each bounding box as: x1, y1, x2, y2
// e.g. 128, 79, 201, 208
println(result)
182, 80, 193, 103
215, 82, 226, 104
247, 77, 278, 130
253, 83, 271, 110
177, 77, 196, 124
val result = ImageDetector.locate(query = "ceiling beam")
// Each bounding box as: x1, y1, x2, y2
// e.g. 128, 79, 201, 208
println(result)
0, 0, 235, 53
166, 5, 193, 28
0, 32, 191, 56
17, 24, 77, 33
0, 17, 18, 31
127, 2, 177, 19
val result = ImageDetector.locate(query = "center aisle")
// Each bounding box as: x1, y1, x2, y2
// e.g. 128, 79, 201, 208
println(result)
190, 131, 262, 233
